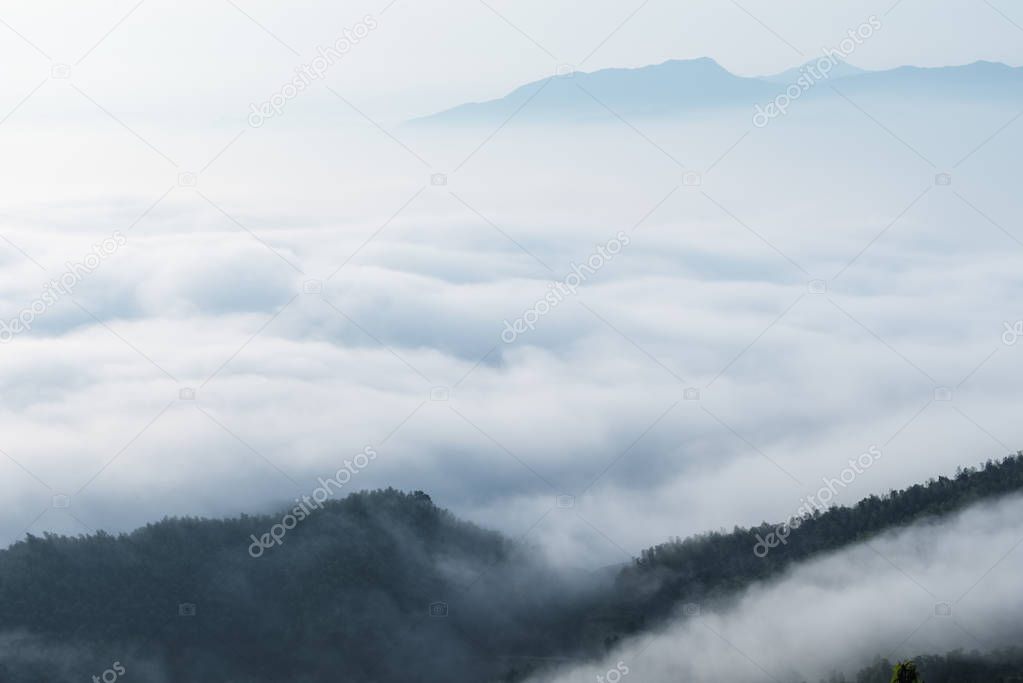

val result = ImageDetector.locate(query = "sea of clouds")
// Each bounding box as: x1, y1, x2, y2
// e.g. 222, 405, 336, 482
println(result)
0, 4, 1020, 572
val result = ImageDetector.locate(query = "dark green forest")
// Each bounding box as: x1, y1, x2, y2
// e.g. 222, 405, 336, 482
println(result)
1, 455, 1022, 682
613, 454, 1023, 630
834, 649, 1023, 682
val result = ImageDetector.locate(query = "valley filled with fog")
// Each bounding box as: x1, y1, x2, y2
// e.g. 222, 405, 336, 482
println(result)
1, 82, 1019, 569
1, 2, 1021, 680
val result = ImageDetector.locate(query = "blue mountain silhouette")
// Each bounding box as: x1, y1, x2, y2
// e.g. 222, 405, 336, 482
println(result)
414, 58, 1023, 124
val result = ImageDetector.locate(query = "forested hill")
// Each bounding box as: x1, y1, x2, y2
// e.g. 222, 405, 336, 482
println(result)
612, 454, 1023, 629
0, 456, 1022, 682
0, 489, 602, 683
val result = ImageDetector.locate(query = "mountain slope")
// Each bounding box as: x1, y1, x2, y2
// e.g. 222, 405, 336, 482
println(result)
415, 59, 1023, 124
0, 489, 602, 683
1, 456, 1023, 681
759, 58, 867, 83
414, 58, 775, 124
832, 60, 1023, 98
610, 454, 1023, 633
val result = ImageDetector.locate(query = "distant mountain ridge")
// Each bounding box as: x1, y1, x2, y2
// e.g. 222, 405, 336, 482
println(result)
414, 58, 1023, 124
759, 57, 867, 83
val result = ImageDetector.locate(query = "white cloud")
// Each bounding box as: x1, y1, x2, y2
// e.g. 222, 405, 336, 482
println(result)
0, 10, 1020, 580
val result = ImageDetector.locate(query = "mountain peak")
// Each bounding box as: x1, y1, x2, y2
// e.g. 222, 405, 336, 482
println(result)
413, 57, 1023, 125
759, 57, 867, 84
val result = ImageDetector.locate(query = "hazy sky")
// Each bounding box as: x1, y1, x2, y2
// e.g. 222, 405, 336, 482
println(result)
2, 0, 1022, 120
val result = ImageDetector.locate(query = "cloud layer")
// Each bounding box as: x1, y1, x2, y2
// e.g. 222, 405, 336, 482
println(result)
530, 492, 1023, 682
0, 89, 1019, 571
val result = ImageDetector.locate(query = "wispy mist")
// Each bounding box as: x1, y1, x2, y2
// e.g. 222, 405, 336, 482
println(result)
532, 493, 1023, 682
